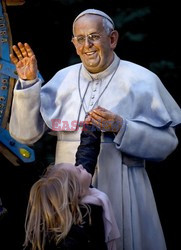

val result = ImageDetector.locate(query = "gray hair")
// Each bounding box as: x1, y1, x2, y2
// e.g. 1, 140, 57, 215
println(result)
102, 17, 114, 34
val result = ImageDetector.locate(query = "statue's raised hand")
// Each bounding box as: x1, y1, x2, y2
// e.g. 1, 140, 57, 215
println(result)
10, 42, 38, 80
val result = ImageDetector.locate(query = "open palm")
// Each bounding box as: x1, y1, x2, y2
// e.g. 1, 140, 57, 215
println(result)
10, 42, 38, 80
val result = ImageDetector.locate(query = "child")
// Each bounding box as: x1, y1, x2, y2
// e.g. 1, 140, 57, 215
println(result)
23, 125, 120, 250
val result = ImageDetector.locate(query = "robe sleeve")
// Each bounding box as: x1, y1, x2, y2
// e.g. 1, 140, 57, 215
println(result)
114, 119, 178, 161
9, 79, 46, 144
113, 69, 181, 161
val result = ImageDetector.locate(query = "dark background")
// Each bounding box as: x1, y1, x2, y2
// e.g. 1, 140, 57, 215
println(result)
0, 0, 180, 249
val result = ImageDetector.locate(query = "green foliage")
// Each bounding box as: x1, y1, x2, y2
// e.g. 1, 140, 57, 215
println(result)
149, 60, 175, 73
113, 7, 151, 29
122, 32, 146, 42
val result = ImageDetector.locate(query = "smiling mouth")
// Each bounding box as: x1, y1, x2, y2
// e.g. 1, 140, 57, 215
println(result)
85, 51, 96, 56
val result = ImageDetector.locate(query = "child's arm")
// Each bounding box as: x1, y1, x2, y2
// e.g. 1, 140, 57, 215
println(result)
75, 124, 101, 176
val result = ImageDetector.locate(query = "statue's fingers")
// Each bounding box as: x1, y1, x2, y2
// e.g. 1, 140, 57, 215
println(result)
18, 42, 28, 57
24, 43, 35, 57
10, 53, 19, 64
12, 45, 23, 60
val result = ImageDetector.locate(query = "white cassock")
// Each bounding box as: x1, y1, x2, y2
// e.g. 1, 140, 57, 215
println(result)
9, 54, 181, 250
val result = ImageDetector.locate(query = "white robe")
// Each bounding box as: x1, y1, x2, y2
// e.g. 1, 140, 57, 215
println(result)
9, 54, 181, 250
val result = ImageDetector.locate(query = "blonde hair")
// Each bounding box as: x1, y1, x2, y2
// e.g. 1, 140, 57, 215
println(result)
23, 163, 88, 250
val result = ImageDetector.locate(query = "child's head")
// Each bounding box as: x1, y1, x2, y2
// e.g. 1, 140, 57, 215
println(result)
45, 162, 92, 196
24, 163, 92, 250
